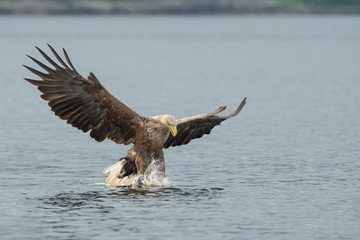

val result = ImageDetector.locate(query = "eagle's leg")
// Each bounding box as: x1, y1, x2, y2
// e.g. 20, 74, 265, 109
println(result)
118, 156, 136, 178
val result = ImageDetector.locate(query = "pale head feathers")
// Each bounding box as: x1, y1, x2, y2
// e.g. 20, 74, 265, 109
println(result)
163, 114, 177, 127
153, 114, 177, 127
151, 114, 177, 137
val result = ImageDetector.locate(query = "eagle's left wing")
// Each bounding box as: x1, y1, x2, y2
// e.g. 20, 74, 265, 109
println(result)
163, 98, 246, 148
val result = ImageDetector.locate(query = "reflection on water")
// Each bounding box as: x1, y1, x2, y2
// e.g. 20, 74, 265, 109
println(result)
38, 186, 224, 211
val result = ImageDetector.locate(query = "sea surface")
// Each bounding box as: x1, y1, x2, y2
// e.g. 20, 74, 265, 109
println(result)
0, 16, 359, 240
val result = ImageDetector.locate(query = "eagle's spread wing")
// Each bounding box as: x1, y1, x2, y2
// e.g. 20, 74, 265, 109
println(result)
163, 98, 246, 148
24, 45, 145, 144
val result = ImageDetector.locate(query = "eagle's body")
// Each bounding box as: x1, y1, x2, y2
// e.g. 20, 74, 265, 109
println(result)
103, 116, 172, 186
24, 45, 246, 186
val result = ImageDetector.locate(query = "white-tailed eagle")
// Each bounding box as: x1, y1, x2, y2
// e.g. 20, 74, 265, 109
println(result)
24, 45, 247, 186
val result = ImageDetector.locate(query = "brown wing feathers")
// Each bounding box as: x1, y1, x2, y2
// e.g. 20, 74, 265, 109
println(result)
164, 98, 247, 148
24, 45, 140, 145
164, 117, 223, 148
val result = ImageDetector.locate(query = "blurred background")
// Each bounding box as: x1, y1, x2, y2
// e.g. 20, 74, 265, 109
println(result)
1, 0, 360, 14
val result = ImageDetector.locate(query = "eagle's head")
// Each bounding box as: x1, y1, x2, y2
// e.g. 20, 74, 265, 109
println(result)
159, 114, 177, 137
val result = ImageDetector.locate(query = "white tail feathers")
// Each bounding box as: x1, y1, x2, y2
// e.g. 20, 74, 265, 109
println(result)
102, 160, 137, 186
102, 160, 125, 175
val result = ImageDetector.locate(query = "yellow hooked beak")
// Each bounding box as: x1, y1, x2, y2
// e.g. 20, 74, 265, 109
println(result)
168, 125, 177, 137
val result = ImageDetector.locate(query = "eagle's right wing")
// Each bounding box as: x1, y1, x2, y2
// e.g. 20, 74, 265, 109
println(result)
24, 45, 145, 145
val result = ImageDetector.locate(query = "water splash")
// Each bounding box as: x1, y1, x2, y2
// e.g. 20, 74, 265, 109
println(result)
103, 158, 173, 188
132, 160, 172, 188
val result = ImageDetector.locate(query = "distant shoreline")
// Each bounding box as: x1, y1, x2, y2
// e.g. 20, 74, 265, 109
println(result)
1, 0, 359, 15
